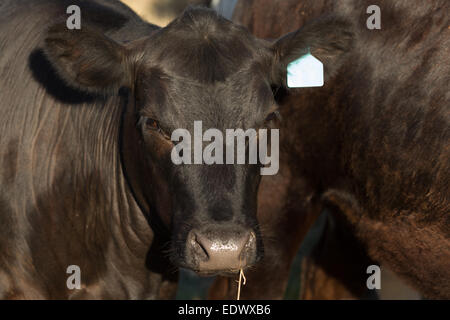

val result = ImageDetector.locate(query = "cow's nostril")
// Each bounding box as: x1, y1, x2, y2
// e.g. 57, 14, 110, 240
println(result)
186, 229, 257, 273
188, 232, 209, 261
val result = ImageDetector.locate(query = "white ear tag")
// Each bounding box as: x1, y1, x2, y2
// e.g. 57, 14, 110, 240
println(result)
287, 52, 324, 88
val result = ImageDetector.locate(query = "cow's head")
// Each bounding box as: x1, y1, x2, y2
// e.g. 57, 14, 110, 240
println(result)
44, 8, 352, 275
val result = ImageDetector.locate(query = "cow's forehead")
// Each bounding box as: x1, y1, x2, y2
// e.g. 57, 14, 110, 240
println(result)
139, 68, 274, 132
140, 8, 269, 83
171, 73, 272, 130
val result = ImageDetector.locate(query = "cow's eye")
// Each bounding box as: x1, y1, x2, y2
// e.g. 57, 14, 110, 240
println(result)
145, 118, 160, 131
141, 117, 171, 140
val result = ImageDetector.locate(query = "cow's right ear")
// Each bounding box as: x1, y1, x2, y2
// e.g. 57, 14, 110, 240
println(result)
270, 16, 354, 87
44, 23, 137, 94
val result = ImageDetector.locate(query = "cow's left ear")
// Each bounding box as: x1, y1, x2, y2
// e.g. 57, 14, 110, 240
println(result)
44, 23, 138, 94
270, 16, 353, 87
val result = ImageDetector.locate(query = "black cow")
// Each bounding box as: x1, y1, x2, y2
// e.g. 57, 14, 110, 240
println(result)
0, 0, 352, 298
211, 0, 450, 299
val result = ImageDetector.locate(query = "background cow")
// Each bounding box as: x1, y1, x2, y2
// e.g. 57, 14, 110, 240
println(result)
211, 0, 449, 299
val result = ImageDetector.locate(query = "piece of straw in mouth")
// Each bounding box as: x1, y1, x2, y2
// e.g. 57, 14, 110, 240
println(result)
236, 268, 246, 300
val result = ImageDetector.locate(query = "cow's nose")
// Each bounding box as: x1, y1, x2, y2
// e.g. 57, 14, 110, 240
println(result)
186, 229, 257, 273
